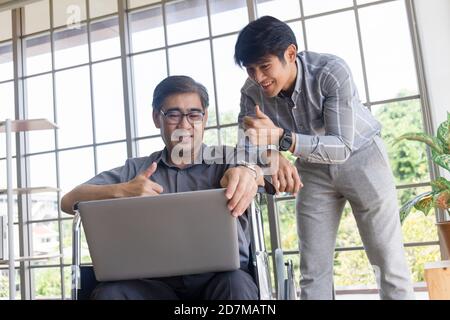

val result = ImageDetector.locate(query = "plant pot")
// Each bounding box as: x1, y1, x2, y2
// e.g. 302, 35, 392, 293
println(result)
437, 221, 450, 259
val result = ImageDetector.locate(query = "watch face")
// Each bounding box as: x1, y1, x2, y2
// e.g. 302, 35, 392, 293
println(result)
280, 131, 292, 151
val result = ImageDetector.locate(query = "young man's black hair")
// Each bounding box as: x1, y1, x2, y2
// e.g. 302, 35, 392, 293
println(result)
234, 15, 298, 67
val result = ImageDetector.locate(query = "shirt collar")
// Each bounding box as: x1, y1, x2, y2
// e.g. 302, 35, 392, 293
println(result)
293, 56, 302, 94
277, 56, 302, 102
156, 144, 208, 169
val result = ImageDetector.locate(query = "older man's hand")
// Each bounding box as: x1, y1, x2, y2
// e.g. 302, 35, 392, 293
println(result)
220, 166, 260, 217
120, 162, 163, 197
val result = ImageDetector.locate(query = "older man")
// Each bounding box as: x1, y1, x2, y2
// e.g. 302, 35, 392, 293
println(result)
61, 75, 268, 300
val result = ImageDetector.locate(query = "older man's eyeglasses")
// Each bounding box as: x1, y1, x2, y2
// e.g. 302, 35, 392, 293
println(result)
160, 109, 205, 125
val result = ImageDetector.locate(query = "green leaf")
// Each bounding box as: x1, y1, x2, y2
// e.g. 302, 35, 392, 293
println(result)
399, 191, 433, 224
431, 177, 450, 192
414, 194, 433, 215
395, 132, 443, 154
433, 190, 450, 210
432, 153, 450, 172
437, 112, 450, 153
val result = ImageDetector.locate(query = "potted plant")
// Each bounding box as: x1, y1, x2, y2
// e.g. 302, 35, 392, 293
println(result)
396, 112, 450, 257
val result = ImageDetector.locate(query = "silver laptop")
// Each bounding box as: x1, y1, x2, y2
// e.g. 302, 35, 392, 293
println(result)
77, 188, 240, 282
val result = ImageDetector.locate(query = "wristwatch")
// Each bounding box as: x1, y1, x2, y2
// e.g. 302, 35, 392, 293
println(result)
279, 129, 293, 152
236, 160, 260, 180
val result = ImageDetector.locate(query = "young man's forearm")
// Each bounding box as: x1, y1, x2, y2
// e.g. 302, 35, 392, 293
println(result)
61, 184, 125, 215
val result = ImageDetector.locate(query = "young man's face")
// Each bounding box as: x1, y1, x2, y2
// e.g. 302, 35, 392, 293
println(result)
244, 45, 297, 98
153, 92, 208, 158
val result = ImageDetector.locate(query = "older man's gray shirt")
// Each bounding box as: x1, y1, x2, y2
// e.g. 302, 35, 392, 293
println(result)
239, 51, 382, 165
84, 146, 252, 274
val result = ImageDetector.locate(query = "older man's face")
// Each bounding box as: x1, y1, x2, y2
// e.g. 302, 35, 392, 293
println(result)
153, 92, 208, 163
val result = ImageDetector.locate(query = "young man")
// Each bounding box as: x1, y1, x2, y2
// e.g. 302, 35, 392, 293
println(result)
234, 16, 415, 300
61, 75, 265, 300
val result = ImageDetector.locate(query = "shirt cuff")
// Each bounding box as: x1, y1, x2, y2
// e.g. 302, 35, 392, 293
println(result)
293, 133, 315, 160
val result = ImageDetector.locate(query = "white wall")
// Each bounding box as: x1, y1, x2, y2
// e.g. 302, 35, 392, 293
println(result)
414, 0, 450, 188
413, 0, 450, 130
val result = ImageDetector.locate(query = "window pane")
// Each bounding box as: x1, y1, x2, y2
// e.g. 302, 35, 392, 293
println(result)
203, 128, 218, 146
336, 203, 363, 248
0, 10, 12, 41
24, 0, 50, 35
52, 0, 87, 28
0, 81, 15, 120
90, 16, 120, 61
213, 35, 247, 125
29, 153, 57, 188
399, 186, 438, 243
220, 125, 238, 146
30, 193, 59, 221
92, 59, 125, 143
372, 99, 430, 185
305, 11, 366, 102
54, 25, 89, 69
168, 41, 216, 126
62, 220, 91, 265
0, 81, 15, 158
31, 221, 60, 260
277, 199, 298, 251
302, 0, 353, 16
128, 0, 161, 9
55, 66, 93, 148
0, 159, 17, 190
32, 267, 62, 299
287, 21, 305, 52
132, 50, 167, 138
137, 137, 165, 157
357, 0, 378, 4
209, 0, 248, 36
165, 0, 209, 45
26, 74, 55, 153
406, 245, 440, 285
333, 250, 377, 289
0, 269, 21, 299
129, 5, 165, 53
0, 42, 13, 82
96, 142, 127, 173
63, 266, 71, 298
24, 33, 52, 76
59, 147, 95, 193
359, 1, 418, 102
89, 0, 117, 18
256, 0, 301, 21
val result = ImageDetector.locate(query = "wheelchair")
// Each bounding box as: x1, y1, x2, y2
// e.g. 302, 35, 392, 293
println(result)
71, 191, 298, 300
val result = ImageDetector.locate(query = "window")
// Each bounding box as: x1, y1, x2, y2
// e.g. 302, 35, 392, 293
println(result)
23, 0, 50, 35
55, 66, 93, 148
132, 50, 167, 138
91, 59, 126, 143
0, 10, 12, 41
359, 1, 418, 102
90, 17, 121, 61
88, 0, 118, 19
0, 42, 13, 82
24, 33, 52, 76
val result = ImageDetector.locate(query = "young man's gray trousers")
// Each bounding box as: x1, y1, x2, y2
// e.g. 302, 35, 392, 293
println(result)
296, 135, 415, 300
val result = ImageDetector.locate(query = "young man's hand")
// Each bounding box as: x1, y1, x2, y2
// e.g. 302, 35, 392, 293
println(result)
243, 105, 283, 146
266, 150, 303, 194
220, 166, 261, 217
120, 162, 164, 197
